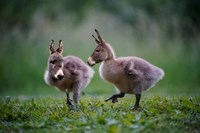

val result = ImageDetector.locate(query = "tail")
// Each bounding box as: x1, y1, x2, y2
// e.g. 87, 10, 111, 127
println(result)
142, 67, 164, 92
155, 68, 165, 81
87, 66, 95, 78
82, 67, 95, 90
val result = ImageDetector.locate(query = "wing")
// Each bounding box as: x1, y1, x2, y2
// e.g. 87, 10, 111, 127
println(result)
124, 61, 144, 84
125, 61, 138, 76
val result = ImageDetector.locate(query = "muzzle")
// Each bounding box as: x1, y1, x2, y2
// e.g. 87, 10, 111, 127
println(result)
87, 57, 96, 66
54, 69, 64, 80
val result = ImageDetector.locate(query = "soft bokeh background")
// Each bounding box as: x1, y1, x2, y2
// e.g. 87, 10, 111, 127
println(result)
0, 0, 200, 96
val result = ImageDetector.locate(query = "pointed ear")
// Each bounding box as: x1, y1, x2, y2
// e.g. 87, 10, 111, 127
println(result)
56, 40, 63, 54
95, 29, 104, 44
49, 40, 55, 54
92, 34, 100, 44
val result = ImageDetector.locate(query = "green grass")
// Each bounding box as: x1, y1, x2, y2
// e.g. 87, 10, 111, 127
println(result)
0, 95, 199, 132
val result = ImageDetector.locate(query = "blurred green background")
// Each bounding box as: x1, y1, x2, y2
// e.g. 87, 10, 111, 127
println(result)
0, 0, 200, 96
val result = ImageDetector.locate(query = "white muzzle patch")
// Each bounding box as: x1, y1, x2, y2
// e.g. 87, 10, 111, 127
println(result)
87, 57, 96, 66
54, 69, 64, 79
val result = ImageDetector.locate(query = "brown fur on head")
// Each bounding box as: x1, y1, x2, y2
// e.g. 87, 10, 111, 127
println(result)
48, 40, 64, 80
88, 29, 114, 66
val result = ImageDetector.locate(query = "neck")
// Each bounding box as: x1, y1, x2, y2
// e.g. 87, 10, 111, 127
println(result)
105, 43, 116, 61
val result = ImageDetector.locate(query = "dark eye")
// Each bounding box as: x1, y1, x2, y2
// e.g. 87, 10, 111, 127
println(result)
95, 49, 100, 52
58, 65, 62, 68
50, 60, 55, 64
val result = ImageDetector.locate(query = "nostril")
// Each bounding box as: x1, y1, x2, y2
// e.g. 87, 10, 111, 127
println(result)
57, 75, 64, 80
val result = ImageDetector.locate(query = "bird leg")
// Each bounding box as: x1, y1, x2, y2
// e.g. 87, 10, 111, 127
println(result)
66, 93, 73, 106
72, 83, 81, 111
133, 94, 141, 109
105, 92, 125, 103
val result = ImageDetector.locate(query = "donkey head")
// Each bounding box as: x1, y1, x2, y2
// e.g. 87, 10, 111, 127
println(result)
48, 40, 64, 80
88, 29, 111, 66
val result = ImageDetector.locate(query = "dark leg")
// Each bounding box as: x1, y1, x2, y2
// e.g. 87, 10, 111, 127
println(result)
66, 93, 73, 106
134, 94, 141, 108
105, 92, 125, 103
73, 83, 81, 111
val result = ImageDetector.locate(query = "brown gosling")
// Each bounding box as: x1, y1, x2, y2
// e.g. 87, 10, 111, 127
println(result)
87, 29, 164, 110
44, 40, 94, 111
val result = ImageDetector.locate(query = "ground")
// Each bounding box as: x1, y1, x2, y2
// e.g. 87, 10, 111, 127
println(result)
0, 95, 199, 133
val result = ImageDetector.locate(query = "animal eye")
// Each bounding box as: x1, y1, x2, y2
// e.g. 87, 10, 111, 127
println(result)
95, 49, 100, 52
50, 60, 55, 64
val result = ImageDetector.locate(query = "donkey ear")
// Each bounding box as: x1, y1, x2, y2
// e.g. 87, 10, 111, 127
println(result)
56, 40, 63, 54
94, 29, 104, 44
92, 34, 100, 44
49, 40, 55, 54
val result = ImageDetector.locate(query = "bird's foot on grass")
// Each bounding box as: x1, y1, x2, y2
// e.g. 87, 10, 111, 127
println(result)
130, 105, 143, 111
105, 96, 118, 103
66, 99, 73, 106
